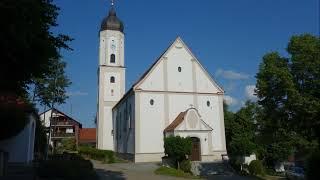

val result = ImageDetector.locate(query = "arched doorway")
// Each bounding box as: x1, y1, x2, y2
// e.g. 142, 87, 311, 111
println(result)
190, 137, 201, 161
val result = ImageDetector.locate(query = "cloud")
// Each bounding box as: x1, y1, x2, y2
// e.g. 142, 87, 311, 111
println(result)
224, 95, 239, 106
67, 91, 89, 96
245, 85, 257, 101
215, 68, 250, 80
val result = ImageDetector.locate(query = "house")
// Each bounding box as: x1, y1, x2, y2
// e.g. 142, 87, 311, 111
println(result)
79, 128, 96, 147
39, 108, 82, 149
97, 3, 227, 163
0, 94, 36, 164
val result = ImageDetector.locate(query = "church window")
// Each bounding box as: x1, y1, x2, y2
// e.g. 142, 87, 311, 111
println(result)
150, 99, 154, 106
207, 100, 210, 107
178, 66, 182, 72
110, 76, 115, 83
110, 54, 115, 63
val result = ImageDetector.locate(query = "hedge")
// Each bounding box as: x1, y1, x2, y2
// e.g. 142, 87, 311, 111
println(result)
78, 146, 115, 163
248, 160, 265, 176
37, 153, 98, 180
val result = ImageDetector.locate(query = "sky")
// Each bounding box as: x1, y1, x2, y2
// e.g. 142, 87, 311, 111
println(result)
51, 0, 319, 128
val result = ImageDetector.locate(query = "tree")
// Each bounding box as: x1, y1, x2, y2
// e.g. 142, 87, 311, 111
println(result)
255, 34, 320, 167
164, 136, 192, 169
32, 58, 71, 108
226, 101, 258, 157
0, 0, 72, 95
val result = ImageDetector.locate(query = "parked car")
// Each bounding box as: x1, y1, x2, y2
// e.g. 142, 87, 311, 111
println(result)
285, 166, 305, 180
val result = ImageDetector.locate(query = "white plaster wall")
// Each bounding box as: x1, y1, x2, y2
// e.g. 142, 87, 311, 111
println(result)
101, 106, 113, 150
113, 93, 135, 154
166, 46, 193, 92
197, 95, 225, 151
99, 30, 124, 66
195, 64, 220, 93
139, 60, 164, 91
138, 93, 165, 153
39, 110, 51, 127
168, 94, 194, 125
97, 29, 125, 151
104, 72, 121, 101
0, 115, 35, 163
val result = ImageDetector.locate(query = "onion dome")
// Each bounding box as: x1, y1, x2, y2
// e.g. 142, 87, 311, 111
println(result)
100, 7, 124, 32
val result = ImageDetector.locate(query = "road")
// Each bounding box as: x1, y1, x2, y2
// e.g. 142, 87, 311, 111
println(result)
92, 160, 253, 180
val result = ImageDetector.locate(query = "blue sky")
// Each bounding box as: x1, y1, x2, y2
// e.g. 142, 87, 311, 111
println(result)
52, 0, 319, 127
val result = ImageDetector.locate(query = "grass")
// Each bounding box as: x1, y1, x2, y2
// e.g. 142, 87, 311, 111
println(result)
154, 166, 200, 179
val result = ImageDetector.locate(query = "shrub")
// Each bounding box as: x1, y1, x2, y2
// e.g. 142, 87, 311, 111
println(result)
78, 145, 115, 163
248, 160, 265, 176
164, 136, 192, 168
180, 159, 191, 173
55, 138, 77, 154
306, 150, 320, 180
37, 158, 98, 180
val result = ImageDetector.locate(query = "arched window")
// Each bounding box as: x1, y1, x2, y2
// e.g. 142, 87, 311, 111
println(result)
110, 54, 115, 63
110, 76, 115, 83
178, 66, 182, 72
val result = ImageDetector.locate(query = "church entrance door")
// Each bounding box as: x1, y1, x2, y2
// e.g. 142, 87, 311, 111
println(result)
190, 137, 201, 161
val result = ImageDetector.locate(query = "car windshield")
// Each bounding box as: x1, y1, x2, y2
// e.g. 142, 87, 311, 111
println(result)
294, 168, 304, 174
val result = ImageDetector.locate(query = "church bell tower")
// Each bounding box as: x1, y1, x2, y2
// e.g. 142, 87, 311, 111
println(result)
97, 1, 125, 150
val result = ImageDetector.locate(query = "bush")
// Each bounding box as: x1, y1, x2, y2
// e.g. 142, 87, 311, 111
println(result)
248, 160, 265, 176
180, 159, 191, 173
78, 145, 115, 163
37, 157, 98, 180
306, 150, 320, 180
55, 138, 77, 154
164, 136, 192, 168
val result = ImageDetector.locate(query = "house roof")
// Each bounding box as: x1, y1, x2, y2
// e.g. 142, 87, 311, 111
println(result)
79, 128, 96, 142
164, 108, 213, 132
164, 111, 186, 132
39, 108, 82, 127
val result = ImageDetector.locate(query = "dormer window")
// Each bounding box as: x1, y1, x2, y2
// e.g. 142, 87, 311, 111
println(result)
110, 54, 115, 63
110, 76, 115, 83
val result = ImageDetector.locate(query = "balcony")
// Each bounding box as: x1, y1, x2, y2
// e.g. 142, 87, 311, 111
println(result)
51, 121, 74, 126
51, 132, 75, 138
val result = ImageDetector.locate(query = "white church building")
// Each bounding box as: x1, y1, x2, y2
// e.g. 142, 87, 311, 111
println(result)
97, 4, 227, 163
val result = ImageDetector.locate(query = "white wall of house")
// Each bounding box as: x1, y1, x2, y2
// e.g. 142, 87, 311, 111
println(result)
113, 92, 135, 154
0, 114, 36, 163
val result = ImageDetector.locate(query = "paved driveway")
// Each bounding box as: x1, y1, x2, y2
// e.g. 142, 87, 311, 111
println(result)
92, 160, 252, 180
92, 160, 187, 180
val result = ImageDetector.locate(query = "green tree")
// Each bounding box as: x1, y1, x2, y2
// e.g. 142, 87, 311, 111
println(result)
32, 58, 71, 108
0, 0, 72, 95
0, 0, 71, 140
255, 34, 320, 167
226, 101, 258, 157
164, 136, 192, 169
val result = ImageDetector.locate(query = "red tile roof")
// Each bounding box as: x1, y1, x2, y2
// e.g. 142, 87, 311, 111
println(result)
164, 111, 186, 132
79, 128, 96, 142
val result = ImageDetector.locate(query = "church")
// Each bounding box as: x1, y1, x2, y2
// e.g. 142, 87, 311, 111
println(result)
96, 3, 227, 163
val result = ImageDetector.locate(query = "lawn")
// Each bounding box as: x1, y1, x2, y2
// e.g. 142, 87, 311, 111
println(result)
154, 166, 200, 179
